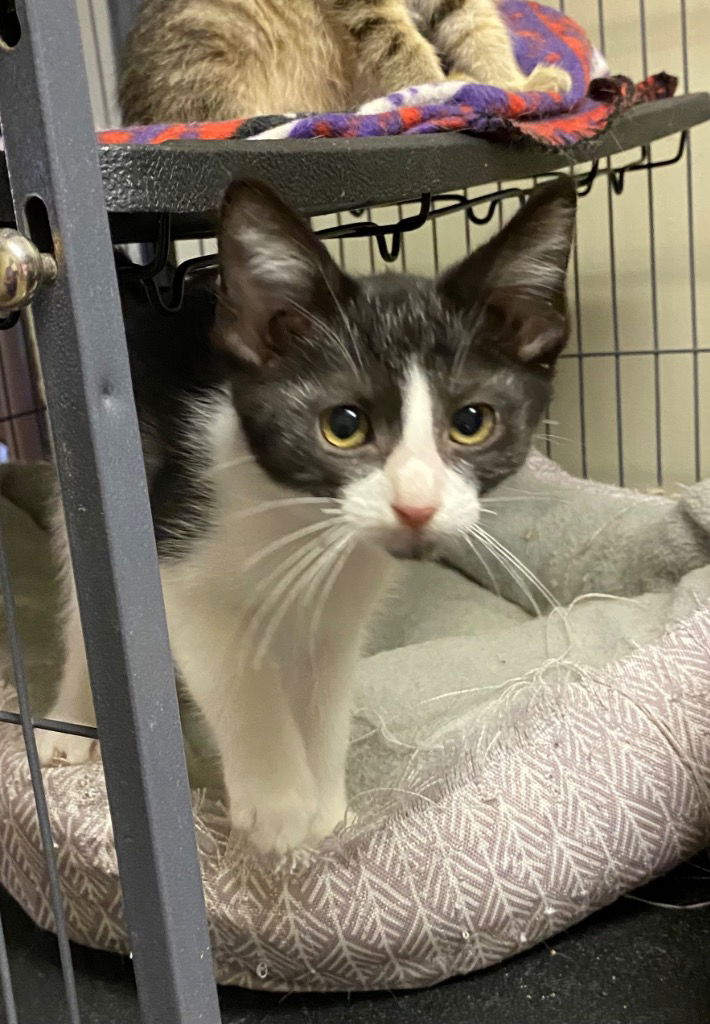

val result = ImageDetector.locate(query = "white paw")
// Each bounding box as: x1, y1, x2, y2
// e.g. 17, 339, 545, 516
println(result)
230, 784, 320, 856
36, 729, 99, 767
522, 63, 572, 94
307, 797, 347, 847
359, 95, 398, 115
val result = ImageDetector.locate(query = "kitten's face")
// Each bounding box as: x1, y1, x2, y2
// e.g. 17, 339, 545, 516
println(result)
214, 179, 576, 557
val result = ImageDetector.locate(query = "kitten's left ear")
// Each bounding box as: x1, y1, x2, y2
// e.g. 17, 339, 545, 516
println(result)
438, 177, 577, 366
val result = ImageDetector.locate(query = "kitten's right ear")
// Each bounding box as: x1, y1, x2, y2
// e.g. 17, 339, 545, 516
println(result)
214, 179, 357, 364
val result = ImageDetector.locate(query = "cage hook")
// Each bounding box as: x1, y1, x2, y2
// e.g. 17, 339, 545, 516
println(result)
575, 161, 599, 197
467, 198, 502, 225
610, 146, 651, 194
401, 192, 432, 232
118, 212, 172, 281
375, 230, 402, 263
145, 252, 218, 314
371, 193, 432, 260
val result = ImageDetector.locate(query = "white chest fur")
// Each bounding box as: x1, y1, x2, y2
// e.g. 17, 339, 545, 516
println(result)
160, 395, 392, 854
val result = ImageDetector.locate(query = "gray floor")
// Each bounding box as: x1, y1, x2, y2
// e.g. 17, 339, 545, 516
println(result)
1, 849, 708, 1024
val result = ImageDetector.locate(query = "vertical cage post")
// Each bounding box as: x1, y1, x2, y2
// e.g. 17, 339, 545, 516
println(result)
107, 0, 142, 51
0, 2, 221, 1022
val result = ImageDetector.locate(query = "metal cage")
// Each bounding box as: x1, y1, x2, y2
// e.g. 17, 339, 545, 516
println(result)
0, 1, 708, 1022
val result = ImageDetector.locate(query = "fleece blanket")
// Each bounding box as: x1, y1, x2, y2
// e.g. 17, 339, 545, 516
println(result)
0, 453, 708, 991
99, 2, 677, 149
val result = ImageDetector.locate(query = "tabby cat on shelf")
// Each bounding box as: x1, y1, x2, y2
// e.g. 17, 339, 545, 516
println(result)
39, 176, 576, 855
121, 0, 571, 123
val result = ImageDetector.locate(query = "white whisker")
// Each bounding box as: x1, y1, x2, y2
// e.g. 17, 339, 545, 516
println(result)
253, 527, 351, 669
236, 533, 329, 670
306, 533, 354, 667
211, 453, 257, 473
470, 524, 558, 611
291, 298, 363, 380
482, 495, 563, 505
468, 527, 540, 612
466, 532, 540, 611
452, 303, 487, 378
243, 518, 336, 572
488, 485, 563, 499
228, 496, 340, 521
534, 433, 574, 444
472, 529, 545, 609
463, 535, 501, 596
484, 534, 558, 609
243, 527, 343, 671
309, 261, 365, 376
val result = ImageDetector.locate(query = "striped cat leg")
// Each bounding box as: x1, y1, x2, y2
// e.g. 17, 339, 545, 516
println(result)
327, 0, 445, 96
418, 0, 572, 93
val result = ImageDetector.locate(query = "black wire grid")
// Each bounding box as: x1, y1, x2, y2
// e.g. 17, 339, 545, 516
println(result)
0, 0, 707, 1022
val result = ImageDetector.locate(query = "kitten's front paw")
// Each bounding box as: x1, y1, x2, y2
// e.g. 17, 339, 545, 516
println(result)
307, 797, 347, 847
230, 785, 320, 856
36, 729, 99, 767
521, 64, 572, 95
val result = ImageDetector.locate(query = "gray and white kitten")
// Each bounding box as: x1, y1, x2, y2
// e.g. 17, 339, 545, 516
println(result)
38, 178, 576, 855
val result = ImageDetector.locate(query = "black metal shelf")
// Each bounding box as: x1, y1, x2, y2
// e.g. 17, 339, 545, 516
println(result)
0, 93, 708, 243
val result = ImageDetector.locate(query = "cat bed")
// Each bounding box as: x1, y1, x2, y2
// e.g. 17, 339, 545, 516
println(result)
0, 452, 709, 991
99, 2, 675, 149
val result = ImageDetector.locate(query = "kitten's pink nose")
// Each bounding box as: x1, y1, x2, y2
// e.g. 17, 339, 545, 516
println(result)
392, 504, 438, 531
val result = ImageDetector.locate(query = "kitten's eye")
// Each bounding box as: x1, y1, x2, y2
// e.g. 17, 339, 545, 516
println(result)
450, 404, 496, 446
320, 405, 370, 449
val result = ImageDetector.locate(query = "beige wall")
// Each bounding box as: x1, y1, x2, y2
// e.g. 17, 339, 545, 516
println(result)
80, 0, 710, 489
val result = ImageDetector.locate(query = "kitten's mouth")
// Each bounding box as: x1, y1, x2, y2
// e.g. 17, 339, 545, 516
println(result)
384, 531, 435, 560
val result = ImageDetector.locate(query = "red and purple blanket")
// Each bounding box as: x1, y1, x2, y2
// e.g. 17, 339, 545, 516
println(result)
99, 1, 676, 150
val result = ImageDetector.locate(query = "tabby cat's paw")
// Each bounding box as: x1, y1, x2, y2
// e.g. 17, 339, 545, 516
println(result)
521, 63, 572, 95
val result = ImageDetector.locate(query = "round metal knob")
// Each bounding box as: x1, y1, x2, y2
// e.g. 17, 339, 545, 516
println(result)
0, 228, 57, 311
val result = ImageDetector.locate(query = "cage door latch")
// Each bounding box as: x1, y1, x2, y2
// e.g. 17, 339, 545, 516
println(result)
0, 228, 57, 312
